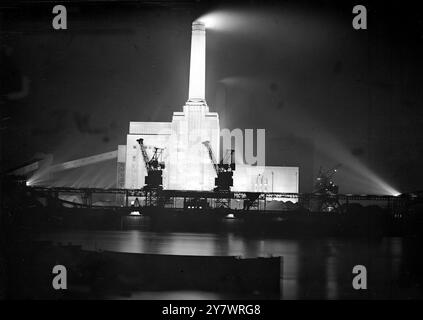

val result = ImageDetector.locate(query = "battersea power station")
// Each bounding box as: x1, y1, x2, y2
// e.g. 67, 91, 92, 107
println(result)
116, 21, 299, 196
14, 20, 299, 200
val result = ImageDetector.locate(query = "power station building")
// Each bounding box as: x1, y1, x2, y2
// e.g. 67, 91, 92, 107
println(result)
117, 21, 299, 195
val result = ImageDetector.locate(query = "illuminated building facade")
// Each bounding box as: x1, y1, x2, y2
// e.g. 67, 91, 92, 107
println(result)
118, 21, 299, 194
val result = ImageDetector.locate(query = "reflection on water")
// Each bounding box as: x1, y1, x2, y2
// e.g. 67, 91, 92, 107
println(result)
37, 230, 423, 299
108, 291, 221, 300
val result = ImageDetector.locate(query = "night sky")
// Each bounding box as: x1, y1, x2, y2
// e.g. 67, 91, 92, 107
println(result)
1, 0, 423, 193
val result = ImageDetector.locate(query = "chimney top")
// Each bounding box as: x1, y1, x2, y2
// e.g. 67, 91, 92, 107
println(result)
192, 20, 205, 32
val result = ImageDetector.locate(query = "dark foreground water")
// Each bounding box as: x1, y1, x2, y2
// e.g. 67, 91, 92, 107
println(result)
37, 230, 423, 299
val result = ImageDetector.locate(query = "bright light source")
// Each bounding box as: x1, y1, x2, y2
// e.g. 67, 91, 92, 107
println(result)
130, 211, 141, 216
197, 10, 245, 31
375, 181, 400, 196
198, 14, 219, 29
226, 213, 235, 219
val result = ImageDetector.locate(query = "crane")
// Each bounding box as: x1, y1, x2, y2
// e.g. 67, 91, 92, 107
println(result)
314, 164, 341, 194
312, 164, 342, 213
202, 141, 235, 192
136, 138, 165, 190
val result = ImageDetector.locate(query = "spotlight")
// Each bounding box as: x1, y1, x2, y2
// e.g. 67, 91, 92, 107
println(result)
198, 14, 219, 29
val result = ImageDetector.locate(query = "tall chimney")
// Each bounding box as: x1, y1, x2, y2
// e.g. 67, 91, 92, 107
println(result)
188, 21, 206, 102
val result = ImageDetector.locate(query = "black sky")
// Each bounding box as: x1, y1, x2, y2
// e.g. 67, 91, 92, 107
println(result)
1, 0, 423, 193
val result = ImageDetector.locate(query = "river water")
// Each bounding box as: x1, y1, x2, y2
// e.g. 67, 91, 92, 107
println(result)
37, 230, 423, 299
